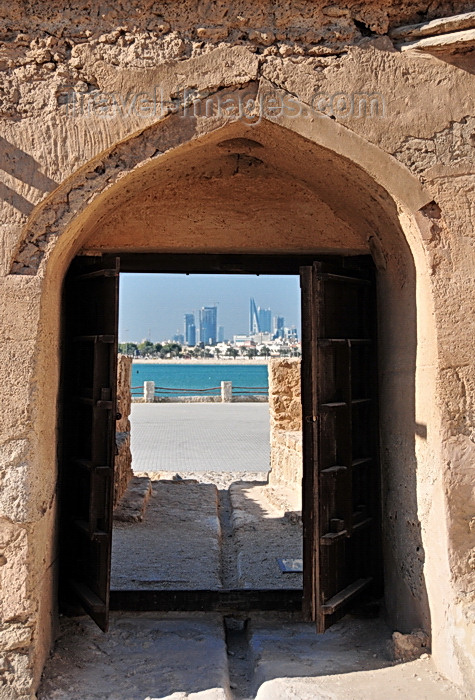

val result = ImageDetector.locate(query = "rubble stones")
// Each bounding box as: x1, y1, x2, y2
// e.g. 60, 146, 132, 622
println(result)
388, 629, 431, 662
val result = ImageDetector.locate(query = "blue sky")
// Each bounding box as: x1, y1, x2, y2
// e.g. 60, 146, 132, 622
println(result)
119, 273, 301, 343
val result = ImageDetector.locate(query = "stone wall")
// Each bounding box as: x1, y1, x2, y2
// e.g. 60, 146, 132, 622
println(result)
268, 359, 303, 501
114, 355, 133, 507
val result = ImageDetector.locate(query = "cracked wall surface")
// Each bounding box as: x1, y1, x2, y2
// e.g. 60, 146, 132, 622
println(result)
268, 358, 303, 499
0, 2, 474, 698
114, 355, 133, 507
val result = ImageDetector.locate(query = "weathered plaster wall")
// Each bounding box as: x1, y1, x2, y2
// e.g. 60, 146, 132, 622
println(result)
0, 2, 474, 697
268, 429, 303, 503
268, 359, 303, 497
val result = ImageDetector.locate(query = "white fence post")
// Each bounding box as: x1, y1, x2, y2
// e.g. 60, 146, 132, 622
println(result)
221, 381, 232, 403
144, 380, 155, 402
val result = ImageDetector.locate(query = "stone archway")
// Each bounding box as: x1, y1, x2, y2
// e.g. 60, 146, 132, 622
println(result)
12, 81, 462, 690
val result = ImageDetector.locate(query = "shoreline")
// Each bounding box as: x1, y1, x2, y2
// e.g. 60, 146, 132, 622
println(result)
131, 358, 271, 365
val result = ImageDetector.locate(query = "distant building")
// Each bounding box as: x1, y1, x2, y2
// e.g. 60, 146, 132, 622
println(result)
274, 315, 285, 339
249, 297, 260, 334
234, 334, 255, 347
286, 326, 298, 342
218, 325, 225, 343
250, 332, 273, 344
199, 306, 217, 345
184, 313, 196, 346
250, 297, 272, 334
173, 332, 184, 344
258, 307, 272, 333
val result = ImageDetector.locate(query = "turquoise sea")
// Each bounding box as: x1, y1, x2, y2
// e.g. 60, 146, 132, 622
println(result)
131, 363, 268, 397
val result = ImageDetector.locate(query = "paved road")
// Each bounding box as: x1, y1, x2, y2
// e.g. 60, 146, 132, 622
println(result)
130, 402, 270, 472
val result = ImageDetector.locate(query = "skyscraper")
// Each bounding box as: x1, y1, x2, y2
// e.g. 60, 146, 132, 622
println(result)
274, 315, 285, 339
258, 307, 272, 334
184, 313, 196, 346
218, 325, 225, 343
249, 297, 260, 334
199, 306, 217, 345
250, 298, 272, 335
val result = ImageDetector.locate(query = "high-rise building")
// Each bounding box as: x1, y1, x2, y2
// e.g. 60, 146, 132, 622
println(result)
184, 313, 196, 346
218, 325, 225, 343
250, 298, 272, 335
249, 297, 260, 334
199, 306, 217, 345
287, 326, 298, 342
258, 307, 272, 334
274, 315, 285, 339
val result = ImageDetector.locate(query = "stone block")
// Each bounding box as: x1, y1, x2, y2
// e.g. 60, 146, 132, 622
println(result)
388, 629, 430, 662
114, 476, 152, 522
0, 624, 32, 652
268, 359, 302, 433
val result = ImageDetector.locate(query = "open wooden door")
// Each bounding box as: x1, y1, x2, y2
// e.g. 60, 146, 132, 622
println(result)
58, 255, 119, 631
301, 258, 382, 632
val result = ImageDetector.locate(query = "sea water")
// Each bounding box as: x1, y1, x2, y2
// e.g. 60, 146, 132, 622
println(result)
131, 363, 268, 397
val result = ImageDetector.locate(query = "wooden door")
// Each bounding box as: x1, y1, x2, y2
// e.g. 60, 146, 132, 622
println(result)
301, 258, 381, 632
58, 255, 119, 631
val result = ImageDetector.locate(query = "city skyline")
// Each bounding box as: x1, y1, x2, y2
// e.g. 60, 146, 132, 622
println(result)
119, 273, 301, 343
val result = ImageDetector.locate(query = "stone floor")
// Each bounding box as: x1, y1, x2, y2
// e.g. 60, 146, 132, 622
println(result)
112, 481, 222, 590
229, 483, 302, 589
38, 408, 471, 699
38, 613, 229, 700
130, 403, 270, 472
111, 476, 303, 591
38, 612, 470, 700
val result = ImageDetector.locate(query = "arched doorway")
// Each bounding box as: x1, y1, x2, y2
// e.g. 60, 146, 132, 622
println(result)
15, 81, 442, 677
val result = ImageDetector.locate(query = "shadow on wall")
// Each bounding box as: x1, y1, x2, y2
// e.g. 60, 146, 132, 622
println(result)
378, 255, 432, 639
0, 136, 58, 214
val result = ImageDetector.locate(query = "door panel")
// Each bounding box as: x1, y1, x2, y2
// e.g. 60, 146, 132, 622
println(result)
58, 255, 119, 631
301, 258, 381, 632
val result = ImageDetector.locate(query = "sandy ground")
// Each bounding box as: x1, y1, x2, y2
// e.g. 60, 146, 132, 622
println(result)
135, 471, 269, 489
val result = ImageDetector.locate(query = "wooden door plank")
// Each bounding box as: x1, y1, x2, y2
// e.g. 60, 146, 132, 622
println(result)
300, 265, 319, 622
110, 589, 303, 613
321, 577, 372, 615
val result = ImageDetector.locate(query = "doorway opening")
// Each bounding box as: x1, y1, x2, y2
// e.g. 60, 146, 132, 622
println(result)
58, 253, 382, 634
111, 268, 303, 606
